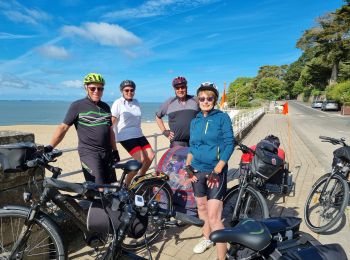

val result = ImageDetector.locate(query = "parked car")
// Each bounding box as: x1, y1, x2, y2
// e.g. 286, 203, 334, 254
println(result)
311, 100, 323, 109
321, 100, 340, 111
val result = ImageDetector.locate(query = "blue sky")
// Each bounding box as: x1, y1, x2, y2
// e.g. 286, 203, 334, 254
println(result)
0, 0, 345, 102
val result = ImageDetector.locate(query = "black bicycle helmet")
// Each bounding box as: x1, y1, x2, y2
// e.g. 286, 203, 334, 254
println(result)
120, 80, 136, 91
197, 82, 219, 98
172, 76, 187, 87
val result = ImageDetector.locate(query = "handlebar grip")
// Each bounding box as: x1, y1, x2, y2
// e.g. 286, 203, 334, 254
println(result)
174, 211, 204, 227
43, 178, 85, 195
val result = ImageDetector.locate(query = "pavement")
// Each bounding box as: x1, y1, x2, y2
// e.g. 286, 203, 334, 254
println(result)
69, 111, 350, 259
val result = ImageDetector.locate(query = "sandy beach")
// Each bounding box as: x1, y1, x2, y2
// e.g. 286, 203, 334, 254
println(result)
0, 123, 170, 182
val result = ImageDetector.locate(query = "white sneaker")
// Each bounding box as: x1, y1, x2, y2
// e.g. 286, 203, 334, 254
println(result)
193, 239, 214, 254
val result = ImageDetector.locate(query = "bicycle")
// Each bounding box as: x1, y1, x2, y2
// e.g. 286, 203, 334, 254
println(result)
221, 143, 270, 227
0, 143, 203, 259
210, 217, 347, 259
304, 136, 350, 233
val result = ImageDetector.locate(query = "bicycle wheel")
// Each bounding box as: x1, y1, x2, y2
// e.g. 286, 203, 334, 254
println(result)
0, 208, 66, 259
222, 185, 269, 227
304, 173, 349, 233
122, 181, 173, 250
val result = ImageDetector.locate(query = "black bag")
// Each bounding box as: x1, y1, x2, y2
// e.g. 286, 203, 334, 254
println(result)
251, 140, 284, 180
0, 142, 37, 173
279, 243, 347, 260
87, 197, 148, 239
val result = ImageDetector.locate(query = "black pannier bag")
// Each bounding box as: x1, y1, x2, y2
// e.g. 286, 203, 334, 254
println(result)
251, 140, 284, 180
87, 197, 148, 239
0, 142, 37, 173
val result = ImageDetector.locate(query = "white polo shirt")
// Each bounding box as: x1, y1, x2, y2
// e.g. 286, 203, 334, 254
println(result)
111, 97, 143, 142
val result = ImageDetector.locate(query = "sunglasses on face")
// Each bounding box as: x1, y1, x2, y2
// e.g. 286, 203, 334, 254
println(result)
174, 85, 187, 90
198, 96, 215, 102
123, 89, 135, 93
88, 87, 104, 92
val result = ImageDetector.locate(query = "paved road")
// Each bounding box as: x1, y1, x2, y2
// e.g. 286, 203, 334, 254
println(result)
288, 100, 350, 170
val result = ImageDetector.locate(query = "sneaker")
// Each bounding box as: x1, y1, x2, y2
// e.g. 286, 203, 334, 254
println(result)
193, 239, 214, 254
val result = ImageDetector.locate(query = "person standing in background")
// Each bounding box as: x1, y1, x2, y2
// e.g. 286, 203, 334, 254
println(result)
156, 76, 199, 148
111, 80, 155, 186
49, 73, 120, 185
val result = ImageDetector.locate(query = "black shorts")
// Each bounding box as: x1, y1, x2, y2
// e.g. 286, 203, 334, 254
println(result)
192, 166, 227, 201
120, 136, 151, 156
79, 151, 116, 185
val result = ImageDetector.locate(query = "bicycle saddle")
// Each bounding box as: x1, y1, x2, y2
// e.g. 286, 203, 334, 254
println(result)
210, 219, 272, 251
260, 217, 301, 235
114, 160, 142, 172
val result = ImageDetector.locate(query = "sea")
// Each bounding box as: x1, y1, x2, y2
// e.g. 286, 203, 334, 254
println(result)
0, 100, 162, 125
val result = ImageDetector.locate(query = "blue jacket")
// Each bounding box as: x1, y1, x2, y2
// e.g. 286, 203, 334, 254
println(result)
189, 109, 235, 172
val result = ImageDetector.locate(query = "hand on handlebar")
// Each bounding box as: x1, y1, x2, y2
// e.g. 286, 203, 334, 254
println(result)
44, 145, 53, 153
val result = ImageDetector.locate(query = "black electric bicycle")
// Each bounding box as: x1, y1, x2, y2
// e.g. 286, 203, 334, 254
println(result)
222, 143, 270, 227
0, 143, 203, 259
210, 217, 347, 259
304, 136, 350, 233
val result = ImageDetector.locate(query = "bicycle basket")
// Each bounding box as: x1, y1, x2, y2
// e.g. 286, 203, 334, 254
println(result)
0, 142, 37, 173
87, 197, 148, 239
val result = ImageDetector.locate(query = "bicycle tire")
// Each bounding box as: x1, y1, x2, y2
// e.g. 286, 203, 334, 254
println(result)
0, 208, 66, 259
304, 173, 349, 233
222, 185, 269, 227
122, 181, 173, 250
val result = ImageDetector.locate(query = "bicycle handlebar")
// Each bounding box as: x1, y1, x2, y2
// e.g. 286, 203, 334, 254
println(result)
319, 136, 347, 146
237, 143, 255, 154
26, 148, 63, 168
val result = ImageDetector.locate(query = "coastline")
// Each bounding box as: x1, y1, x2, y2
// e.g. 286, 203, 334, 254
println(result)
0, 123, 170, 183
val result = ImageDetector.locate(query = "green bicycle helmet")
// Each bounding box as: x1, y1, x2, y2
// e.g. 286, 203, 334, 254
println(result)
83, 73, 105, 86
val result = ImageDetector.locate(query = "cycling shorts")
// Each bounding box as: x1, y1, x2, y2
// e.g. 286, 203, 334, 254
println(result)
192, 166, 227, 201
120, 136, 151, 156
79, 151, 117, 185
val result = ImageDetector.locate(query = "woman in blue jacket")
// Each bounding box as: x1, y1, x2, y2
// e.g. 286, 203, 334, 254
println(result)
185, 82, 234, 259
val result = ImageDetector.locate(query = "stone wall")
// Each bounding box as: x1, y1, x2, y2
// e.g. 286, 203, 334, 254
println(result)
0, 131, 44, 206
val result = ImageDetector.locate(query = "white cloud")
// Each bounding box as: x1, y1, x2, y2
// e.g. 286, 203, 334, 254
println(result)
0, 0, 51, 25
103, 0, 219, 20
37, 45, 70, 60
62, 22, 141, 47
62, 80, 82, 88
0, 32, 34, 39
0, 73, 28, 89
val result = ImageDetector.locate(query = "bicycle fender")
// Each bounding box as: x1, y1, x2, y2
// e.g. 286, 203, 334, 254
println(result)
2, 204, 31, 212
131, 178, 172, 195
1, 205, 64, 238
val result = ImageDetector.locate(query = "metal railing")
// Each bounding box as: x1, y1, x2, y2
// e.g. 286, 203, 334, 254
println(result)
58, 107, 265, 178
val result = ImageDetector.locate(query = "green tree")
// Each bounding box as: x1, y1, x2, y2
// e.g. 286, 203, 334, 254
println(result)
227, 77, 254, 107
255, 77, 286, 100
297, 3, 350, 84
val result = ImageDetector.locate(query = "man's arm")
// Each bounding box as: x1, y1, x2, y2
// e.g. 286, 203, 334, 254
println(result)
110, 116, 118, 150
155, 116, 174, 140
49, 123, 70, 148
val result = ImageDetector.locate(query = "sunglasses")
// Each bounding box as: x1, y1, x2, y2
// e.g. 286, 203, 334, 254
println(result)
88, 87, 104, 92
199, 96, 215, 102
123, 89, 135, 93
174, 85, 187, 90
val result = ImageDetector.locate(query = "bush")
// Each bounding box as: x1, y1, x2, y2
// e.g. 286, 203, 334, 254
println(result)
326, 81, 350, 103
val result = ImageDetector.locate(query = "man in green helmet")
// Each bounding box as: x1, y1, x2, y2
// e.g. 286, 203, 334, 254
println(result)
48, 73, 120, 184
